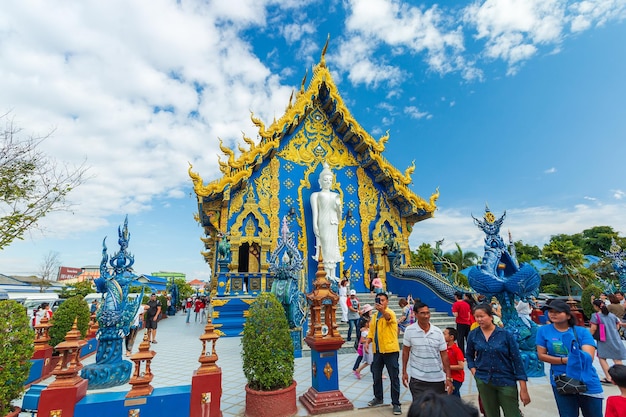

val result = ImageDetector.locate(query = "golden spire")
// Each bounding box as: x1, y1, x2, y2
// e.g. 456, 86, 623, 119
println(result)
320, 34, 330, 67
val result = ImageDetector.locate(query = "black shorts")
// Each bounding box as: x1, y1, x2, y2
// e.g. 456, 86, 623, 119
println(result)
145, 316, 158, 329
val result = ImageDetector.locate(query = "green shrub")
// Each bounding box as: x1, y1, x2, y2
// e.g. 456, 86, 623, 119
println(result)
541, 284, 561, 295
581, 284, 603, 318
0, 300, 35, 415
49, 294, 90, 349
241, 292, 294, 391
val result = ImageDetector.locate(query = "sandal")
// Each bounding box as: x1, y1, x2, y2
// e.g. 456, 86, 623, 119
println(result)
600, 378, 612, 384
152, 340, 158, 344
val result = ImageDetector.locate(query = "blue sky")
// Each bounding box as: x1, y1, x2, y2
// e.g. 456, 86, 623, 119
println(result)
1, 0, 625, 281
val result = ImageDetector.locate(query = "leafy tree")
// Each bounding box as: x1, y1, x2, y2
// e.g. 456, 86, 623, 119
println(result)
514, 241, 542, 264
579, 226, 618, 256
57, 280, 94, 299
540, 273, 566, 295
411, 243, 434, 269
546, 227, 619, 257
0, 114, 87, 250
541, 283, 561, 295
443, 242, 479, 271
167, 277, 194, 304
542, 239, 589, 294
588, 258, 617, 283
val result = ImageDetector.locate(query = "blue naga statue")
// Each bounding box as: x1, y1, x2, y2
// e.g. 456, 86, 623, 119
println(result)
467, 206, 544, 377
269, 217, 306, 329
81, 216, 144, 388
602, 238, 626, 292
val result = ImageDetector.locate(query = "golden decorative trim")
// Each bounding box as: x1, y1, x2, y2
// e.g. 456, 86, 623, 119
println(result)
188, 51, 436, 219
201, 392, 211, 404
211, 299, 230, 307
323, 362, 333, 380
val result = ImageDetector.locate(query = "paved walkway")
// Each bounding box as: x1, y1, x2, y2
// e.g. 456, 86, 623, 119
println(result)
19, 311, 621, 416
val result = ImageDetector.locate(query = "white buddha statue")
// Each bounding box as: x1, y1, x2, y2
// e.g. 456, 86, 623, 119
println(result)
310, 162, 343, 281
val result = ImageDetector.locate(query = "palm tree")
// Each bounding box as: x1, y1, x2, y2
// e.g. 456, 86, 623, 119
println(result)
443, 243, 479, 272
542, 239, 589, 294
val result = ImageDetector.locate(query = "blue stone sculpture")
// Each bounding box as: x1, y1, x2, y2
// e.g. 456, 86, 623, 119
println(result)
81, 216, 144, 388
269, 217, 307, 352
467, 206, 544, 377
602, 238, 626, 292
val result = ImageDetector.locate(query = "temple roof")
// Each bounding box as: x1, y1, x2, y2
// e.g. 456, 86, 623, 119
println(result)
189, 42, 438, 224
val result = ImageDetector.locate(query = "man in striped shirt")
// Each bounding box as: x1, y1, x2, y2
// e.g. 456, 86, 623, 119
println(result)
402, 301, 453, 402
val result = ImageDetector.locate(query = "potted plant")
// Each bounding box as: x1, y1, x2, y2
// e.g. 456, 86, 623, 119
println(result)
241, 292, 296, 417
0, 300, 35, 416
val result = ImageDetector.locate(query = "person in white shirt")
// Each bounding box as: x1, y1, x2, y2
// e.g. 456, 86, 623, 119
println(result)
402, 301, 453, 402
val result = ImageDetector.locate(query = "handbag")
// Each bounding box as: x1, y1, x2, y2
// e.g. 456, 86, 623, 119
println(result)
554, 374, 587, 395
554, 326, 588, 395
592, 313, 606, 342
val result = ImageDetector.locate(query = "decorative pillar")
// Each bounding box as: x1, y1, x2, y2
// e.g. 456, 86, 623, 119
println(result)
189, 313, 223, 417
33, 316, 54, 377
126, 332, 156, 398
87, 312, 99, 339
38, 318, 89, 417
299, 255, 353, 414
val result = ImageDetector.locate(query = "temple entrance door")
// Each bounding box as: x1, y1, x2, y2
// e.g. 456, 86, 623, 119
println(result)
238, 243, 250, 272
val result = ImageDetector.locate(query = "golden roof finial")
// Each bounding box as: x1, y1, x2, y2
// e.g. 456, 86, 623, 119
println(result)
299, 70, 308, 95
286, 89, 294, 111
320, 34, 330, 67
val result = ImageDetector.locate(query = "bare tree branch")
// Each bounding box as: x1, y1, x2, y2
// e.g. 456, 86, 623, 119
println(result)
38, 251, 61, 292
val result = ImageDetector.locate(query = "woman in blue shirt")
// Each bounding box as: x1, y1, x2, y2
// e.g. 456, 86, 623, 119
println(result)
536, 299, 603, 417
466, 303, 530, 417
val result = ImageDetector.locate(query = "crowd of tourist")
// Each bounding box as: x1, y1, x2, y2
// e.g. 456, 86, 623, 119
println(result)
345, 288, 626, 417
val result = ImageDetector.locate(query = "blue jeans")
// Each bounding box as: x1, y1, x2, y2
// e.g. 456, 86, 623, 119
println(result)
347, 318, 359, 341
371, 351, 400, 406
186, 308, 191, 323
551, 386, 603, 417
452, 380, 463, 397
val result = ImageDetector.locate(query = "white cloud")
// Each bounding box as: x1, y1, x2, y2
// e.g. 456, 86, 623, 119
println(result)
0, 1, 298, 239
544, 167, 557, 174
404, 106, 431, 119
614, 190, 625, 200
339, 0, 469, 79
335, 0, 626, 80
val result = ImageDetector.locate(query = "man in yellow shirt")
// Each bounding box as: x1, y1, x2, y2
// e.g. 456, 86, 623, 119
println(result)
365, 292, 402, 415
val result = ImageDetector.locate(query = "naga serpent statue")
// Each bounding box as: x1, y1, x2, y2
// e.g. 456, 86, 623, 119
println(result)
269, 217, 306, 330
467, 206, 544, 377
81, 216, 144, 388
601, 238, 626, 292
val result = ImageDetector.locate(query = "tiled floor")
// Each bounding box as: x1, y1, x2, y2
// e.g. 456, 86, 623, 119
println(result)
18, 311, 622, 416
